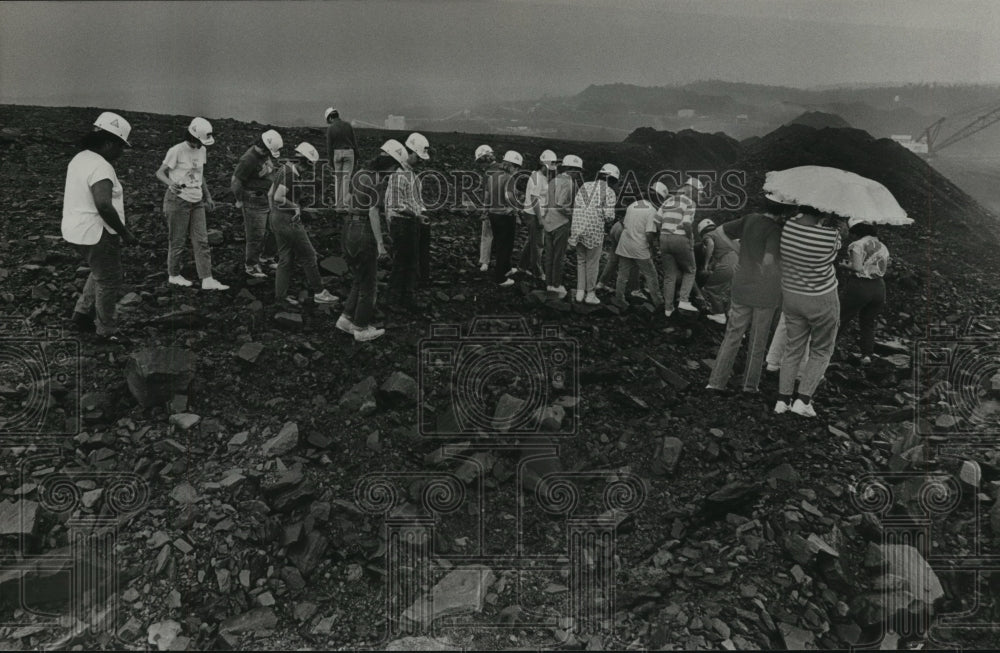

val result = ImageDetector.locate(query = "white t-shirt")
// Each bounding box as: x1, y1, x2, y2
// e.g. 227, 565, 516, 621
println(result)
616, 200, 659, 259
62, 150, 125, 245
162, 142, 206, 203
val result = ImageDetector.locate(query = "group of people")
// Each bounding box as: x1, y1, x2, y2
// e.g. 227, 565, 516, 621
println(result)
62, 110, 892, 415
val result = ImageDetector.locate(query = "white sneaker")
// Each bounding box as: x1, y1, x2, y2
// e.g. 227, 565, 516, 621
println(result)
575, 290, 585, 302
314, 289, 339, 304
790, 399, 817, 418
201, 277, 229, 291
595, 282, 610, 292
861, 356, 872, 366
707, 313, 727, 324
283, 296, 300, 307
479, 263, 488, 272
664, 307, 674, 317
506, 268, 518, 277
554, 286, 568, 300
336, 314, 358, 333
245, 264, 267, 279
584, 292, 601, 305
630, 290, 646, 299
168, 275, 193, 287
773, 400, 791, 415
354, 326, 385, 342
499, 279, 515, 287
677, 301, 698, 313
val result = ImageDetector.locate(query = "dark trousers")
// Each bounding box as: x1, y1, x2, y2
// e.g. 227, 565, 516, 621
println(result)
543, 223, 570, 288
418, 222, 430, 285
489, 212, 517, 283
839, 276, 886, 357
389, 219, 419, 304
343, 217, 377, 327
73, 229, 122, 335
517, 212, 545, 277
271, 211, 322, 300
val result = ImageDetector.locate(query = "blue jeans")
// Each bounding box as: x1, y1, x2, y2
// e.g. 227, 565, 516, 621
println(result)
243, 193, 276, 265
271, 211, 322, 300
74, 229, 122, 335
163, 191, 212, 279
343, 217, 377, 327
708, 303, 777, 391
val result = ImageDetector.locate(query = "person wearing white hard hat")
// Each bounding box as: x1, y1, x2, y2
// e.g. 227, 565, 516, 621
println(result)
232, 129, 283, 278
541, 154, 583, 299
697, 218, 739, 324
325, 107, 358, 211
404, 133, 434, 286
484, 150, 524, 287
384, 133, 430, 311
613, 185, 666, 308
154, 117, 228, 291
658, 177, 705, 316
63, 112, 139, 343
473, 145, 496, 272
268, 142, 339, 308
568, 163, 619, 304
514, 149, 557, 279
336, 142, 401, 342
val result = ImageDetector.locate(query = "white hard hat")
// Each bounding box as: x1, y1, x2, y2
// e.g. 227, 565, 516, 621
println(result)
294, 142, 319, 163
540, 150, 558, 164
381, 139, 408, 166
324, 107, 338, 121
599, 163, 620, 180
503, 150, 523, 166
405, 132, 430, 160
187, 117, 214, 146
474, 144, 494, 161
93, 111, 131, 146
698, 219, 716, 235
652, 181, 669, 200
684, 177, 706, 191
261, 130, 283, 158
562, 154, 583, 169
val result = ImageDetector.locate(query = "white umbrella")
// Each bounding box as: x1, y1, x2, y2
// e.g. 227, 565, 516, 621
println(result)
763, 165, 913, 226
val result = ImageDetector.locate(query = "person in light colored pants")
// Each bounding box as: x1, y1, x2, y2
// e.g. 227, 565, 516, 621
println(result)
479, 217, 493, 267
332, 149, 355, 210
708, 304, 776, 391
778, 291, 839, 399
767, 311, 809, 379
660, 233, 696, 309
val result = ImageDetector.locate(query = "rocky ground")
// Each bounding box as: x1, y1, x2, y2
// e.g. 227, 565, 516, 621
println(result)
1, 104, 1000, 650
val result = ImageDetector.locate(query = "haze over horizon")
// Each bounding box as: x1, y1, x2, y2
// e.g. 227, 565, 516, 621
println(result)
2, 0, 999, 127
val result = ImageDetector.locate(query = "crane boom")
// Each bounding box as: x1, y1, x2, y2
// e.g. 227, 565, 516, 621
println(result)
933, 106, 1000, 153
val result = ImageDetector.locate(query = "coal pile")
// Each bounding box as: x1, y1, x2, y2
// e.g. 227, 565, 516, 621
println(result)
624, 127, 742, 172
787, 111, 852, 130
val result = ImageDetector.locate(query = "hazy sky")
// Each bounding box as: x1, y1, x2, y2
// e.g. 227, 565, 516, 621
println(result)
2, 0, 999, 124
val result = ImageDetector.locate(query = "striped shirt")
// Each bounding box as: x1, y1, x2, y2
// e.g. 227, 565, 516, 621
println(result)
779, 216, 842, 295
658, 194, 696, 236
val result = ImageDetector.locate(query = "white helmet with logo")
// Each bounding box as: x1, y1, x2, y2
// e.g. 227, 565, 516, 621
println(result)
405, 132, 430, 160
188, 117, 214, 146
540, 150, 558, 165
561, 154, 583, 169
503, 150, 523, 166
474, 144, 494, 161
599, 163, 620, 180
684, 176, 707, 192
652, 181, 669, 201
261, 130, 283, 158
381, 139, 408, 166
93, 111, 131, 146
294, 142, 319, 163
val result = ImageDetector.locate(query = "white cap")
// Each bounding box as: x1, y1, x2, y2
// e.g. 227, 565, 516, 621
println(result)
540, 149, 558, 164
381, 139, 408, 166
187, 117, 214, 146
405, 132, 430, 160
324, 107, 338, 121
698, 219, 716, 235
503, 150, 523, 166
562, 154, 583, 169
684, 177, 706, 191
474, 144, 494, 161
599, 163, 620, 180
652, 181, 669, 200
261, 130, 283, 158
294, 142, 319, 163
93, 111, 131, 146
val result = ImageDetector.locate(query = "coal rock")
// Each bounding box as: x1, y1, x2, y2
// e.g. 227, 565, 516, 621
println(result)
262, 422, 299, 457
339, 376, 377, 413
125, 347, 196, 408
380, 371, 418, 405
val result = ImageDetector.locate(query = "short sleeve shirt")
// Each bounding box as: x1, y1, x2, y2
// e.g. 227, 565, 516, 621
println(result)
62, 150, 125, 245
658, 194, 696, 236
162, 142, 206, 203
848, 235, 889, 278
616, 200, 659, 259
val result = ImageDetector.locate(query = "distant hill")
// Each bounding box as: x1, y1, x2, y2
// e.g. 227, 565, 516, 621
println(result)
787, 111, 851, 129
624, 127, 741, 171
